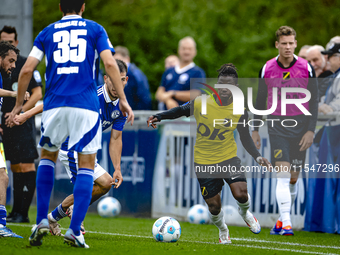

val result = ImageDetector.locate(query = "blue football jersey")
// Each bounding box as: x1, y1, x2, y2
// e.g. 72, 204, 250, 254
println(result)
61, 84, 126, 151
0, 73, 3, 108
32, 15, 114, 112
160, 63, 206, 107
97, 85, 127, 132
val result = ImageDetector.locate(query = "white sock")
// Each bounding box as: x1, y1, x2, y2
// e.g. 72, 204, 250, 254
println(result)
237, 193, 251, 217
209, 209, 228, 232
48, 213, 57, 222
278, 180, 298, 222
290, 180, 298, 206
276, 173, 291, 228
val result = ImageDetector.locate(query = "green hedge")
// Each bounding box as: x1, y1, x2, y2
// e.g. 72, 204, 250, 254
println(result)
33, 0, 340, 107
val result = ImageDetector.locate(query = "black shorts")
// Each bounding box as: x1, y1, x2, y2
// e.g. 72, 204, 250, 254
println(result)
2, 116, 39, 164
195, 157, 247, 200
269, 134, 306, 170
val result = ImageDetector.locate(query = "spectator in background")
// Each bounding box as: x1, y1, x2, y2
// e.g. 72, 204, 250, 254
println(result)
113, 46, 152, 110
297, 45, 311, 59
326, 36, 340, 50
156, 36, 205, 110
306, 45, 331, 77
324, 36, 340, 71
306, 45, 333, 99
0, 26, 42, 223
319, 43, 340, 114
165, 55, 179, 69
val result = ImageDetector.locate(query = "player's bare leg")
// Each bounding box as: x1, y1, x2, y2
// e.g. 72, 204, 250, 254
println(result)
0, 168, 9, 213
49, 172, 112, 235
0, 167, 23, 238
204, 194, 231, 244
62, 172, 112, 209
229, 182, 261, 234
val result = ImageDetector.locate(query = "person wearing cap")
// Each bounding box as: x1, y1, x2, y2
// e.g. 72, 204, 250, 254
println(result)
306, 45, 333, 100
318, 43, 340, 114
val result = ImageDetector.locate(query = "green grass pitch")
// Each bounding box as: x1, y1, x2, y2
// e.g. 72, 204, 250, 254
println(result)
2, 207, 340, 255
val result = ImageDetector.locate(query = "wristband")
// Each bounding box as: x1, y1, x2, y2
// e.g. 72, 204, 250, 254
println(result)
256, 156, 263, 164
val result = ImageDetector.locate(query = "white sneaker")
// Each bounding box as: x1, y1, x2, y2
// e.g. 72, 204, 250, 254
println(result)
241, 210, 261, 234
48, 214, 63, 236
219, 229, 231, 244
64, 228, 89, 248
67, 205, 85, 235
29, 219, 50, 246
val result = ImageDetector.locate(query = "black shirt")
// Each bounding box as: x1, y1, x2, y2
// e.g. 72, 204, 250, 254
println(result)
1, 54, 42, 114
254, 56, 318, 137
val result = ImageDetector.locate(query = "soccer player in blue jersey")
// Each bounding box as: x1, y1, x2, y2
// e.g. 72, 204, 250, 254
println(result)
6, 0, 134, 248
0, 41, 23, 238
14, 59, 129, 236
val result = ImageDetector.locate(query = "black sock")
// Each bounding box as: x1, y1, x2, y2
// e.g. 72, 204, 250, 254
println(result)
20, 171, 36, 218
11, 172, 24, 215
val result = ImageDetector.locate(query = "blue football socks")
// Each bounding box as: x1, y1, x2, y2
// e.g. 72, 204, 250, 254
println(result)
51, 203, 68, 221
69, 168, 93, 236
0, 205, 7, 226
36, 159, 55, 224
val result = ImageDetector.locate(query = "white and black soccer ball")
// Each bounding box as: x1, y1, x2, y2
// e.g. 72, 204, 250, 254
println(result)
152, 216, 181, 242
187, 204, 210, 224
97, 197, 121, 217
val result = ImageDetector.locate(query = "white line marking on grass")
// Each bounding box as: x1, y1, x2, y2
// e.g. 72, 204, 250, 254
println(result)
230, 244, 339, 255
232, 237, 340, 250
8, 223, 339, 254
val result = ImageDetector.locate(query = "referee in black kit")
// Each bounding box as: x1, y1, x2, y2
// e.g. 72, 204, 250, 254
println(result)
0, 26, 42, 223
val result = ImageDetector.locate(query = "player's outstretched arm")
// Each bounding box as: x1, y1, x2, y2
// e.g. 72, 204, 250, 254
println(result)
0, 89, 30, 101
109, 129, 123, 189
147, 101, 192, 129
12, 103, 43, 127
6, 56, 40, 127
101, 50, 134, 125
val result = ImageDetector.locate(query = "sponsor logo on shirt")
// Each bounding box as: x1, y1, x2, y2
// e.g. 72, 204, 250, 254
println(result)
111, 110, 120, 119
178, 73, 189, 84
166, 73, 173, 80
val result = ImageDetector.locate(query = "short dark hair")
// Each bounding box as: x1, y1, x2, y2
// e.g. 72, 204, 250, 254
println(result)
60, 0, 85, 15
0, 41, 19, 59
217, 63, 238, 83
116, 59, 128, 74
0, 26, 18, 41
276, 26, 296, 41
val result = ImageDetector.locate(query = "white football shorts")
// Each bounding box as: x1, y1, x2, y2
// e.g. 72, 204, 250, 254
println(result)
58, 149, 107, 184
0, 143, 6, 171
39, 107, 102, 154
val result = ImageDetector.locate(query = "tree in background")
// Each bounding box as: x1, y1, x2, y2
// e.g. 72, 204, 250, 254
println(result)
33, 0, 340, 108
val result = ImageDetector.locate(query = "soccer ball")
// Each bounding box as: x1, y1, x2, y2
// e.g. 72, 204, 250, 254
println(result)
222, 205, 239, 224
97, 196, 121, 217
187, 204, 210, 224
152, 216, 181, 242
